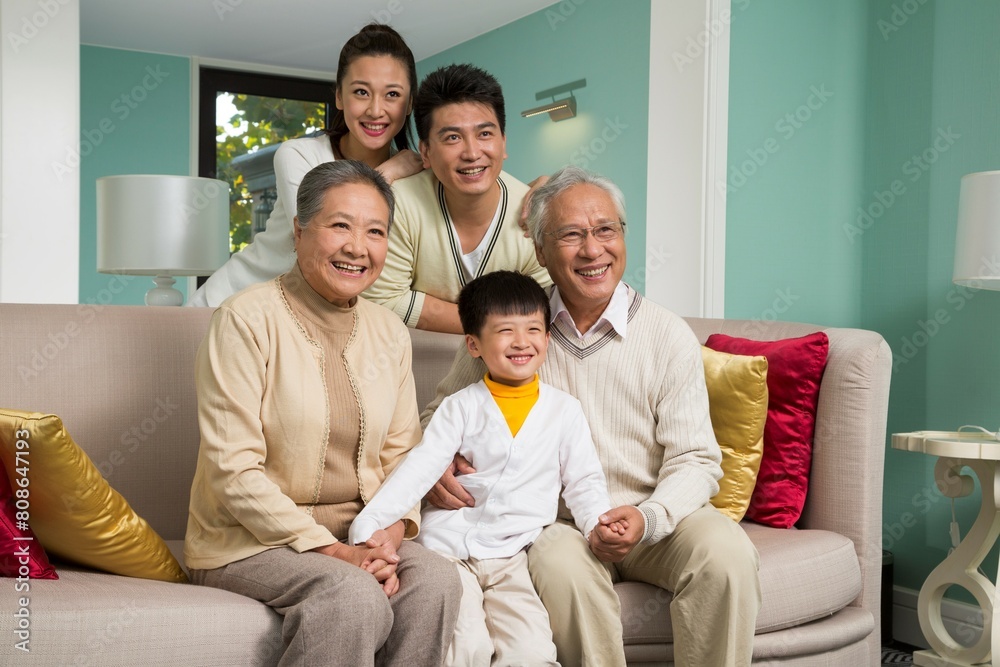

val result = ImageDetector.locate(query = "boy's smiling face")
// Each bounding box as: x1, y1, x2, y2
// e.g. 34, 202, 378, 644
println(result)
465, 310, 549, 387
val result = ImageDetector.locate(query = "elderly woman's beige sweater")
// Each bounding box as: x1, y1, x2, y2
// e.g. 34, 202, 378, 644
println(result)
185, 265, 422, 571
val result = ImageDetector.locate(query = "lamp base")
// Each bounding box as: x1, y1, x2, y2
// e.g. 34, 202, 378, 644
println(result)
145, 275, 184, 306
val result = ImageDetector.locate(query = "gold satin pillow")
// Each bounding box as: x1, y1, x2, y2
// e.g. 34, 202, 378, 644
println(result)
0, 409, 187, 583
701, 347, 768, 521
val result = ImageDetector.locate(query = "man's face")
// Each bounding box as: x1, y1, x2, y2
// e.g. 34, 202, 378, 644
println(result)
535, 183, 627, 313
419, 102, 507, 199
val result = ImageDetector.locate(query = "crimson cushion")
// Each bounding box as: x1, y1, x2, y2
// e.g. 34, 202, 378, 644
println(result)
705, 332, 829, 528
0, 456, 57, 579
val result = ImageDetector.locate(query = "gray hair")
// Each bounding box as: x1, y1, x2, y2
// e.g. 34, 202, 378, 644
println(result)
525, 166, 627, 246
295, 160, 395, 232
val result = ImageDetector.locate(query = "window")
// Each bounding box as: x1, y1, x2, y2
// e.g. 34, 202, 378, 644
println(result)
198, 67, 334, 256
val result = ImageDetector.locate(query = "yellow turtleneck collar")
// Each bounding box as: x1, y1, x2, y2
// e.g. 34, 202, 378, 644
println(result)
483, 372, 540, 437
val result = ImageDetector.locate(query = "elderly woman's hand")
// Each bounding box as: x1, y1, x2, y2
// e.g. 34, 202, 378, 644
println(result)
311, 539, 401, 597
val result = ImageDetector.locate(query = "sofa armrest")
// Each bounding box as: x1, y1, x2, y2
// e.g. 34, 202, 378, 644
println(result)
801, 327, 891, 618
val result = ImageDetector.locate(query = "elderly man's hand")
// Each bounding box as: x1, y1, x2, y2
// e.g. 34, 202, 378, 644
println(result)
518, 175, 550, 237
588, 506, 644, 562
425, 454, 477, 509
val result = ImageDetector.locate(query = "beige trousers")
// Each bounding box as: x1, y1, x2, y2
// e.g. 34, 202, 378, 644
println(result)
448, 550, 559, 667
190, 541, 461, 667
527, 505, 761, 667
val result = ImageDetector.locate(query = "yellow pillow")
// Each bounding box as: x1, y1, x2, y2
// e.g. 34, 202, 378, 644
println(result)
701, 347, 768, 521
0, 409, 187, 582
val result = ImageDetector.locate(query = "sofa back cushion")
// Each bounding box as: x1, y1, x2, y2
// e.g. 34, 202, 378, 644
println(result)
0, 304, 213, 542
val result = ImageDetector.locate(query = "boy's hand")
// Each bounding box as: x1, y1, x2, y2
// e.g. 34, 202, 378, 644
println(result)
589, 506, 644, 562
426, 454, 477, 509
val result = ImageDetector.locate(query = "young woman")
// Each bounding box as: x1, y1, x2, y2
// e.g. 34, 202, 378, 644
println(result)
190, 23, 422, 307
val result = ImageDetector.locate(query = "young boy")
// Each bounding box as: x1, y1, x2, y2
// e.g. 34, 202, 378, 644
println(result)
349, 271, 626, 666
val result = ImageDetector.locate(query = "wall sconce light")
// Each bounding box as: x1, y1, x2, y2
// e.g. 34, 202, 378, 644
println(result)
521, 78, 586, 122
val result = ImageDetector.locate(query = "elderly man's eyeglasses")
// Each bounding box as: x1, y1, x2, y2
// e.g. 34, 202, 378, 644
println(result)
545, 222, 626, 247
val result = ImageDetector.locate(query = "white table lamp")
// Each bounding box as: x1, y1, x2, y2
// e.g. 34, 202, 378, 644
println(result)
97, 175, 230, 305
954, 170, 1000, 290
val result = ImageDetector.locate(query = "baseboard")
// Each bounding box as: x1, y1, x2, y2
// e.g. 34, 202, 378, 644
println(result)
892, 586, 984, 649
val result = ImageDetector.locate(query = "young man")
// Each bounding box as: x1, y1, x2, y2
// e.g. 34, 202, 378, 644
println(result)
362, 64, 551, 334
424, 167, 762, 667
349, 271, 625, 666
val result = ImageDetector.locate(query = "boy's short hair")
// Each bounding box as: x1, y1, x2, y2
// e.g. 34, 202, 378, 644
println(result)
414, 64, 506, 143
458, 271, 551, 337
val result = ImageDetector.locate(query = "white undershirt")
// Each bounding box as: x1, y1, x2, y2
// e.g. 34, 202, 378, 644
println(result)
454, 200, 503, 281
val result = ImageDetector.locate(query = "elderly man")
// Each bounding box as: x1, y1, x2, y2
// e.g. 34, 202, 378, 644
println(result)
423, 166, 761, 666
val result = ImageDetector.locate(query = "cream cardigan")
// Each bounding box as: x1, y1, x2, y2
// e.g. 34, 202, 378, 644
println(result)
185, 274, 422, 570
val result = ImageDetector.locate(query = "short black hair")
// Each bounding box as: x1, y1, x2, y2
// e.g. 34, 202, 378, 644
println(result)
414, 64, 506, 143
458, 271, 550, 337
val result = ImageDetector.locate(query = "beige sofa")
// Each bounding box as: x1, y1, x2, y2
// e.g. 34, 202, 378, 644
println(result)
0, 303, 890, 666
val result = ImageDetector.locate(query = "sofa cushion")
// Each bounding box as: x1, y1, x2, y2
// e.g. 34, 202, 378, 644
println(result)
0, 551, 281, 665
0, 409, 186, 583
701, 347, 768, 521
705, 332, 829, 528
623, 606, 874, 663
0, 457, 57, 579
617, 521, 861, 644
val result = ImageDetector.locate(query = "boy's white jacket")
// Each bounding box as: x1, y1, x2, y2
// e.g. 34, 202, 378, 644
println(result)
349, 380, 613, 560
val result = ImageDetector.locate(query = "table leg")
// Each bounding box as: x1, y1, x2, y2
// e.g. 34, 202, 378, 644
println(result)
914, 457, 999, 665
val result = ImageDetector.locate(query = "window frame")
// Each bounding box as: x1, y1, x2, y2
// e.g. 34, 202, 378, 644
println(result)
191, 61, 336, 286
197, 66, 335, 180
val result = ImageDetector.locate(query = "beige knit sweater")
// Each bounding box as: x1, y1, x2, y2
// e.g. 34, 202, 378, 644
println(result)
185, 269, 422, 571
421, 286, 722, 543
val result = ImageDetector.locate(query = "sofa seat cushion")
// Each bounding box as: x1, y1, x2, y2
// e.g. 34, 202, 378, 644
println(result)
617, 522, 861, 644
623, 605, 873, 664
0, 560, 281, 665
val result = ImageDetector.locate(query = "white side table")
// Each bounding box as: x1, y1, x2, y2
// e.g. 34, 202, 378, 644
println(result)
892, 431, 1000, 667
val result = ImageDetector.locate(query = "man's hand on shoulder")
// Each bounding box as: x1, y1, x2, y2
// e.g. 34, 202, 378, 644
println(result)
425, 453, 477, 509
588, 506, 644, 562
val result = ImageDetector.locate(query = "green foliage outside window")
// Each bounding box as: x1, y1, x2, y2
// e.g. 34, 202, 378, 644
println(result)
216, 94, 326, 252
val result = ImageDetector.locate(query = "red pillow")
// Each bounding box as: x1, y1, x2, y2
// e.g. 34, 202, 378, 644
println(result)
705, 331, 829, 528
0, 459, 57, 579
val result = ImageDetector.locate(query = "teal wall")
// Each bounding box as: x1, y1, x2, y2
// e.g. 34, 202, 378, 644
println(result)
878, 1, 1000, 598
79, 46, 191, 306
731, 0, 1000, 606
416, 0, 651, 292
726, 0, 867, 328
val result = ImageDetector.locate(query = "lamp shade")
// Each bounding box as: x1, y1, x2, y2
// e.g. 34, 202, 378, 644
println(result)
953, 170, 1000, 290
97, 175, 230, 275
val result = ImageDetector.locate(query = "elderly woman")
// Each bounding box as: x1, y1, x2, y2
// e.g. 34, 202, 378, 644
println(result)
184, 160, 461, 666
